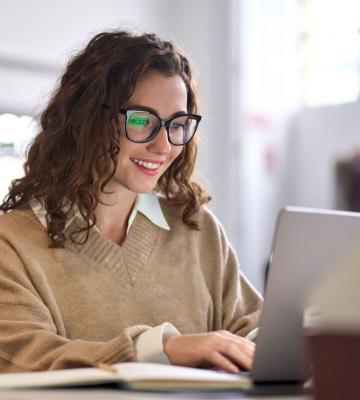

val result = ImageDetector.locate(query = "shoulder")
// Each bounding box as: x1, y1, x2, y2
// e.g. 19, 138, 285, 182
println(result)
158, 196, 228, 241
0, 206, 47, 244
0, 206, 33, 228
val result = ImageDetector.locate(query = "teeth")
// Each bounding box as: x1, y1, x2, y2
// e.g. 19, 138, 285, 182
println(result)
131, 158, 160, 170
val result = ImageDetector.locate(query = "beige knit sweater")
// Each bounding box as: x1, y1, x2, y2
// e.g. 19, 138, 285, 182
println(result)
0, 199, 262, 372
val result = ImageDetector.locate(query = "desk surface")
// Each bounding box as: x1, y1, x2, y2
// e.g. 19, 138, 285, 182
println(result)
0, 389, 311, 400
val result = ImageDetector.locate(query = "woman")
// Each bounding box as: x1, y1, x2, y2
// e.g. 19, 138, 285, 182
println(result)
0, 30, 262, 373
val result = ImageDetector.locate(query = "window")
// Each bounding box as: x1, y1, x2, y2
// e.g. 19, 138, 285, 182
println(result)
0, 113, 36, 200
300, 0, 360, 106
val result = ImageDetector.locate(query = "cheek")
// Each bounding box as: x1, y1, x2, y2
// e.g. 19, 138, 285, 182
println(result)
118, 126, 128, 146
169, 146, 183, 163
118, 132, 141, 157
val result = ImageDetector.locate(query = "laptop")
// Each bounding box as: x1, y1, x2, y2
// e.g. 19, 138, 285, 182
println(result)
250, 206, 360, 385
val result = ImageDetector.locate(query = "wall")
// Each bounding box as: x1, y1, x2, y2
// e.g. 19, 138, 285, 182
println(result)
285, 102, 360, 209
238, 0, 300, 289
0, 0, 154, 114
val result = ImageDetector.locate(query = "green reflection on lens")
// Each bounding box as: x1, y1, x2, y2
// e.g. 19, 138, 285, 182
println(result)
128, 113, 149, 130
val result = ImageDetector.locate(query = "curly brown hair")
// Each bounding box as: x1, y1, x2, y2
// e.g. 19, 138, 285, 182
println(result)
0, 30, 210, 247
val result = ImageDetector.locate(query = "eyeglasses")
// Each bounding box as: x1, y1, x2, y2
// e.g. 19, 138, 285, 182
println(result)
119, 109, 201, 146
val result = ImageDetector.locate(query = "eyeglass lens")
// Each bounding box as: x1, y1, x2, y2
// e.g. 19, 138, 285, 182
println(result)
126, 110, 197, 145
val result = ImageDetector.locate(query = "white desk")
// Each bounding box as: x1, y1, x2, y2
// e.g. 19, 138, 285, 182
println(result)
0, 389, 311, 400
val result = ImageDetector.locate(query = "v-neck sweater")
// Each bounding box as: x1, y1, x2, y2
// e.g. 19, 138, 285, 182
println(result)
0, 199, 262, 372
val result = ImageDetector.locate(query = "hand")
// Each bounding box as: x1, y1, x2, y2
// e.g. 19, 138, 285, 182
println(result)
163, 330, 255, 373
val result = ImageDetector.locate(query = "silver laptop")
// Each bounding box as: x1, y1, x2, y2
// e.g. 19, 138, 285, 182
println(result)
251, 206, 360, 383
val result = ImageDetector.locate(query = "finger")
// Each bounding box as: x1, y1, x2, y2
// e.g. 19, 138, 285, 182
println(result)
218, 343, 254, 371
218, 333, 256, 359
230, 350, 253, 371
209, 331, 255, 365
236, 341, 255, 359
219, 331, 256, 357
207, 351, 239, 374
218, 330, 255, 345
221, 330, 256, 347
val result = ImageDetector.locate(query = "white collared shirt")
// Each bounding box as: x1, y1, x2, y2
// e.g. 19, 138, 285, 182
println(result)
29, 192, 179, 364
29, 192, 170, 234
127, 192, 170, 234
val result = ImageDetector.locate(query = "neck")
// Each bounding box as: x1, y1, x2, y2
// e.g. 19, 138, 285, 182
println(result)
95, 187, 137, 245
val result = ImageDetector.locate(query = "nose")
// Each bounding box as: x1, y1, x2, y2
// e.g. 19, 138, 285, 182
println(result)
147, 126, 172, 155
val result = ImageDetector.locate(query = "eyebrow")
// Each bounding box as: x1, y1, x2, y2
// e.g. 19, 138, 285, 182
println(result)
125, 104, 188, 119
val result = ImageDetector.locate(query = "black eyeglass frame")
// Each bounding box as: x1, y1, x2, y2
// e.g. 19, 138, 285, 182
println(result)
119, 108, 202, 146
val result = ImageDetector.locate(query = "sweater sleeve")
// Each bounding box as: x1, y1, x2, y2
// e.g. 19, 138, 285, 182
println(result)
219, 229, 263, 337
0, 239, 140, 372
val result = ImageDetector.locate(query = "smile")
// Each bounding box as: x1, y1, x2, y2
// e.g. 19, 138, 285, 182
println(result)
130, 157, 162, 171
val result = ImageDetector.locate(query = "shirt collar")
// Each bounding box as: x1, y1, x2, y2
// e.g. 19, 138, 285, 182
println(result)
29, 192, 170, 233
127, 192, 170, 233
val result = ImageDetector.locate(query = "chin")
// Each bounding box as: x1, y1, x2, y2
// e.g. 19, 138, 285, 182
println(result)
130, 184, 157, 194
135, 189, 155, 194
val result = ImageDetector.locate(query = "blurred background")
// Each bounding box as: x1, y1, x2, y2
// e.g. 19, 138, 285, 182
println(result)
1, 0, 360, 292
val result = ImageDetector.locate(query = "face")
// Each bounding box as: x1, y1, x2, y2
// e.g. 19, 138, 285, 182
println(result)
110, 71, 187, 195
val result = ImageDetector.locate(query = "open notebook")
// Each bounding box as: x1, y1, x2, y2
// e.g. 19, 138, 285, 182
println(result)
0, 362, 251, 391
